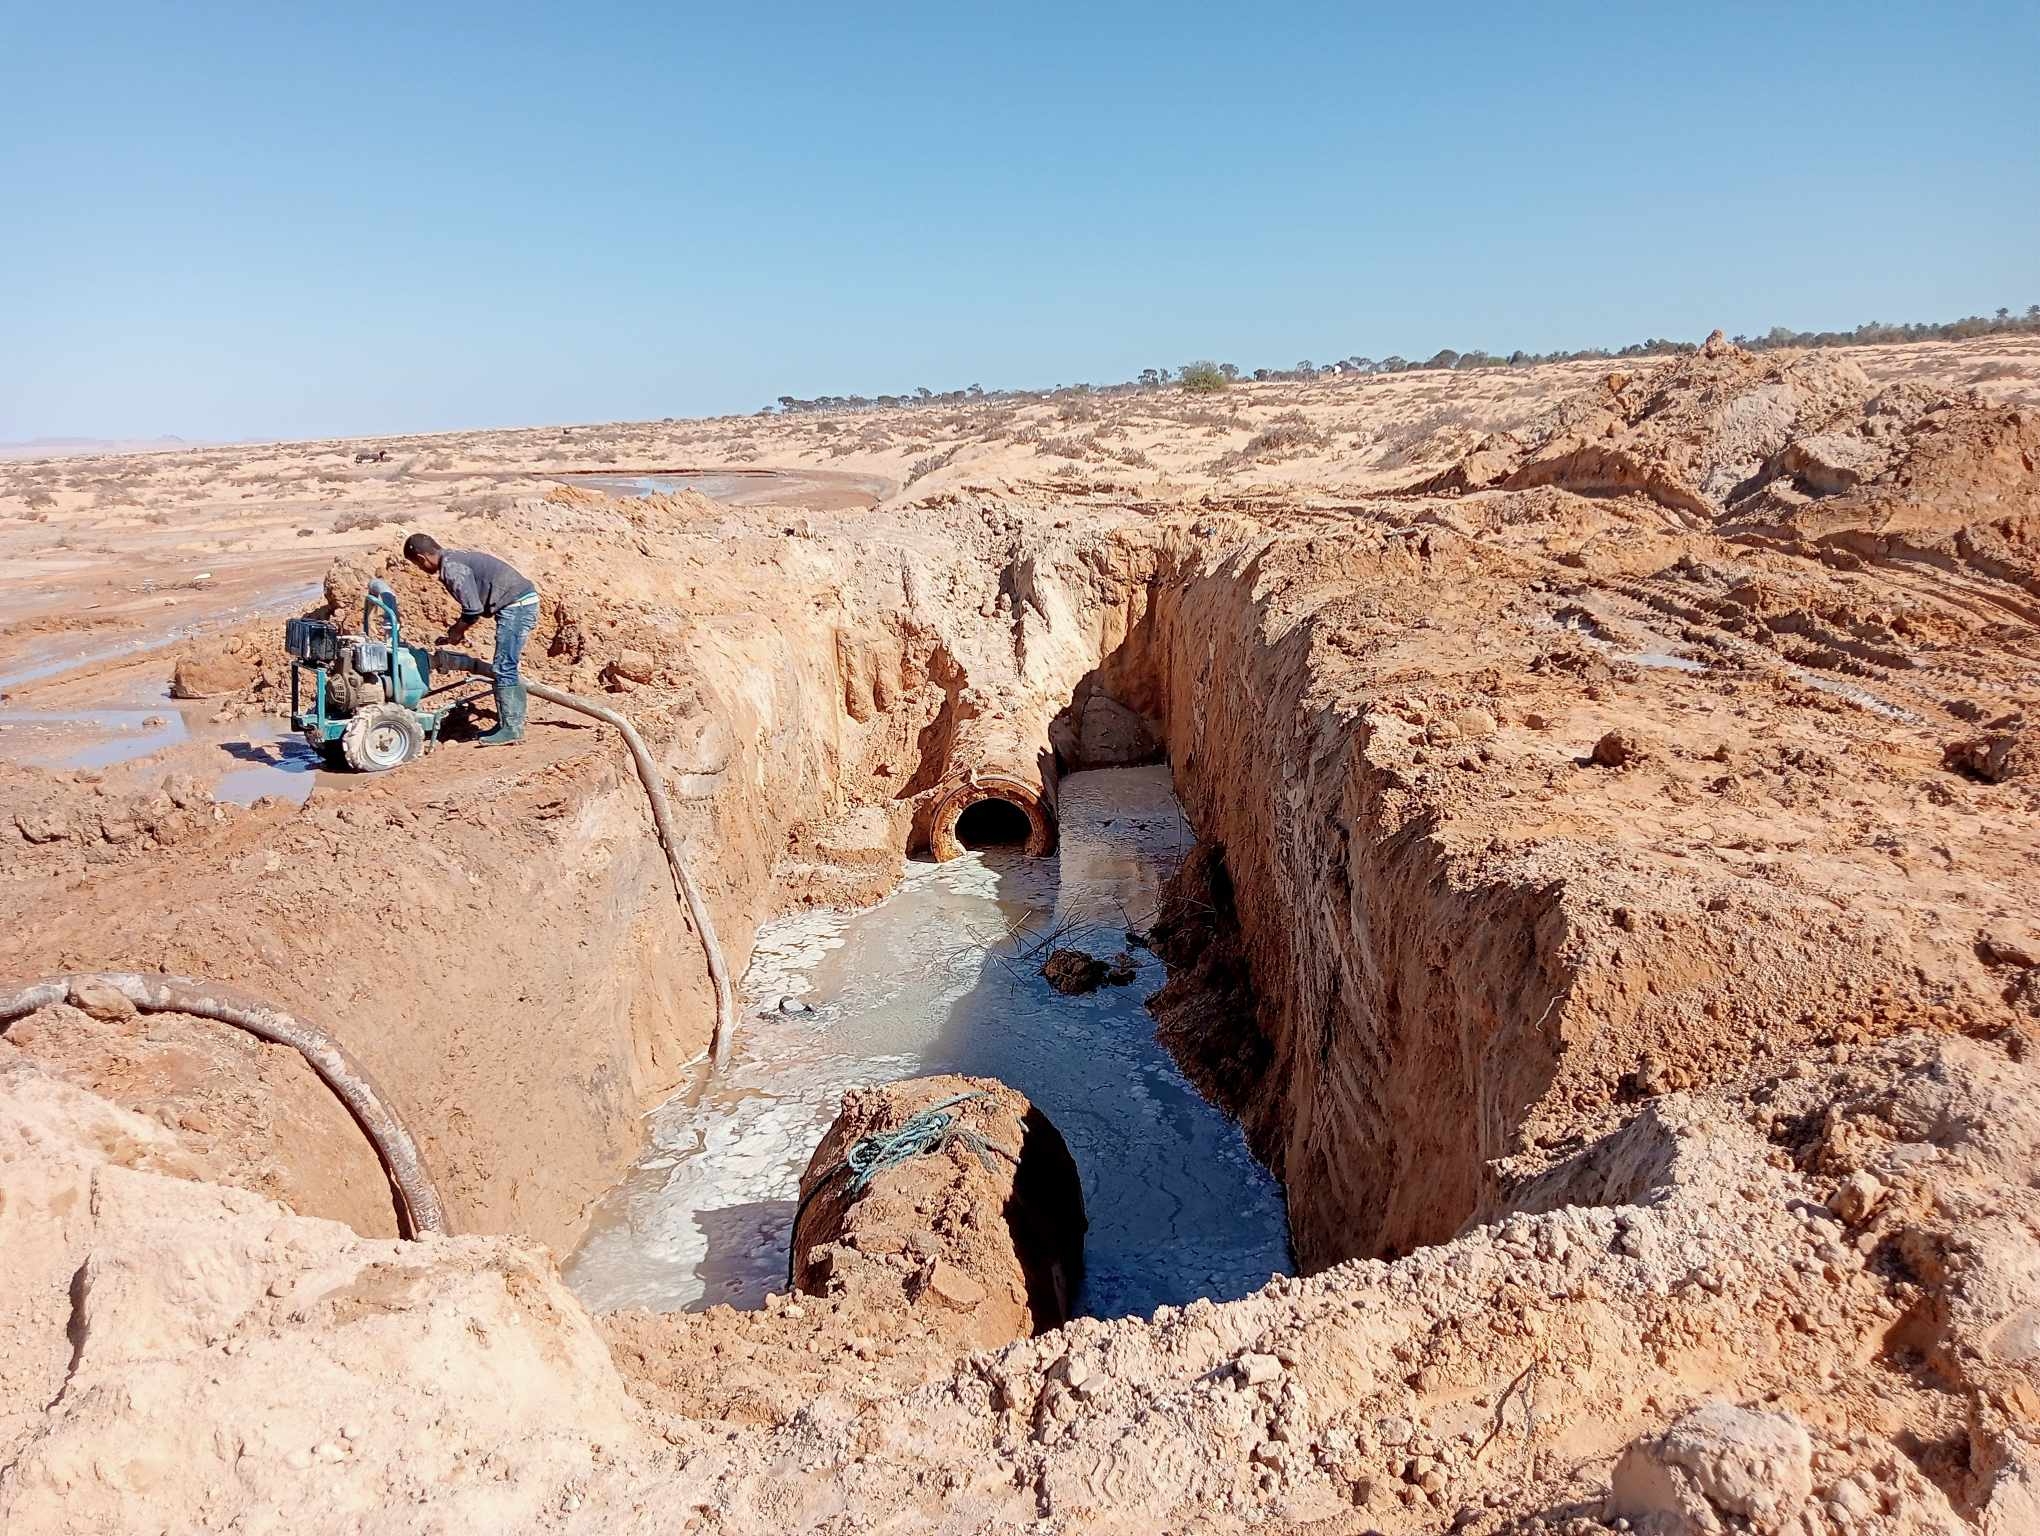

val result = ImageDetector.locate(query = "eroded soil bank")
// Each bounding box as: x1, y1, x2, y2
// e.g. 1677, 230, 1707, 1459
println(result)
3, 336, 2039, 1532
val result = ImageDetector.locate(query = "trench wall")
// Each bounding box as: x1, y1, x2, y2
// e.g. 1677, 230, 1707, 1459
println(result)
1136, 538, 1578, 1270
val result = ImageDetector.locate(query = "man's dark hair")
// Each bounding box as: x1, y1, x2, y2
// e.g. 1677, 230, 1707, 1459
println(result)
403, 532, 443, 563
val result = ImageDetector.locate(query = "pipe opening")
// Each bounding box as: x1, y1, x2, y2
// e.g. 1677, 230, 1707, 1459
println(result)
953, 796, 1033, 850
929, 777, 1056, 862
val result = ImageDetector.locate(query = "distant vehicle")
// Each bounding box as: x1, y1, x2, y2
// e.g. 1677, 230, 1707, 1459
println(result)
353, 448, 390, 464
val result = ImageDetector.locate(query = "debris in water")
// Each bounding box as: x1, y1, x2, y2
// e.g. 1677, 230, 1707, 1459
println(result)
1042, 948, 1137, 995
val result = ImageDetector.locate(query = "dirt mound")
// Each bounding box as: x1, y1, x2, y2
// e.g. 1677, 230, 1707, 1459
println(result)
3, 762, 251, 868
8, 1028, 2036, 1531
1413, 332, 1874, 516
168, 628, 288, 703
789, 1075, 1085, 1352
1742, 402, 2040, 617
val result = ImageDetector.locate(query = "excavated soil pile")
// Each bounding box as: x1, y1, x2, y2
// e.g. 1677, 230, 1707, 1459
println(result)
3, 340, 2038, 1532
789, 1076, 1086, 1352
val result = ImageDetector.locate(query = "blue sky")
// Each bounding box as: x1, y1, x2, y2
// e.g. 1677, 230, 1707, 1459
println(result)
3, 1, 2035, 442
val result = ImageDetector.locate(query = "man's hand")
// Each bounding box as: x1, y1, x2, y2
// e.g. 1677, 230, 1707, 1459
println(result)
440, 616, 474, 647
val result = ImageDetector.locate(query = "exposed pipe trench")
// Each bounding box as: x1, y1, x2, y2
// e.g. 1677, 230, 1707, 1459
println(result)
0, 971, 449, 1239
432, 649, 739, 1065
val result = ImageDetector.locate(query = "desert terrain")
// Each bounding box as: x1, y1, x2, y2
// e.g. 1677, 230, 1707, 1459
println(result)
2, 332, 2039, 1534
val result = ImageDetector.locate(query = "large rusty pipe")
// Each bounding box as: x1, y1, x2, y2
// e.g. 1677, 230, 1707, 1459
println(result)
928, 707, 1061, 862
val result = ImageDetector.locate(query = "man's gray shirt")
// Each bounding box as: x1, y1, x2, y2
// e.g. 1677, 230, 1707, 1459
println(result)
438, 549, 536, 619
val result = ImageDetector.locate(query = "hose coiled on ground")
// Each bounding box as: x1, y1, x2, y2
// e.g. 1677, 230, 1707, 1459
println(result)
433, 650, 738, 1065
0, 972, 448, 1238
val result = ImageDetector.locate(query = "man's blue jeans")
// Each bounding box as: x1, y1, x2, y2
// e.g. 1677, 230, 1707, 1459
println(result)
493, 601, 537, 688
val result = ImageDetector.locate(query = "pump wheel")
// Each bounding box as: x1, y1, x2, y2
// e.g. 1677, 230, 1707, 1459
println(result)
340, 704, 426, 773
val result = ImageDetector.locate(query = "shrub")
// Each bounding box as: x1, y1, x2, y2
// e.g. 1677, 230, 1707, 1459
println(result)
334, 507, 402, 533
907, 446, 960, 483
1039, 434, 1095, 460
1373, 406, 1480, 470
1179, 360, 1229, 394
1204, 417, 1329, 472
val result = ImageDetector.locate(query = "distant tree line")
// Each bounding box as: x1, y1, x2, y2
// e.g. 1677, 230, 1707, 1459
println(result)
762, 306, 2040, 413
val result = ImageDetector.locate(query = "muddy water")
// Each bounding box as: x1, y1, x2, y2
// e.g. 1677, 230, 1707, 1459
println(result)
0, 699, 189, 770
0, 674, 322, 805
565, 765, 1291, 1322
568, 472, 770, 501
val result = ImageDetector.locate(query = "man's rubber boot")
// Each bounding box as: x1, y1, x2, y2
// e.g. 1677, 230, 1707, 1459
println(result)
476, 684, 527, 746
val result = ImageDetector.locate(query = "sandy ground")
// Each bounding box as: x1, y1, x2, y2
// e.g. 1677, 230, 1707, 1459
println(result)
1, 334, 2038, 1533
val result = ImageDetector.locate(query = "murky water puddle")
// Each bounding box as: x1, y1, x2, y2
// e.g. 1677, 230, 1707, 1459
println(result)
212, 721, 323, 805
565, 765, 1292, 1322
0, 700, 190, 770
0, 681, 321, 806
0, 579, 322, 696
566, 472, 765, 500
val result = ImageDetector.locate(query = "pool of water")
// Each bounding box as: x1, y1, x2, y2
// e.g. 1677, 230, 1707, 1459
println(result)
0, 700, 190, 770
564, 765, 1292, 1322
0, 683, 322, 806
213, 721, 323, 805
565, 472, 769, 501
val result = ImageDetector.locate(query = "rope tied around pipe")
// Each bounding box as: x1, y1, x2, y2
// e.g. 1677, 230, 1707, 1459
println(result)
785, 1090, 1019, 1289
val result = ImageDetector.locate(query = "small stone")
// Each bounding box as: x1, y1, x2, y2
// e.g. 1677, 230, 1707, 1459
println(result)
1830, 1171, 1886, 1225
1042, 949, 1109, 995
1235, 1352, 1283, 1387
314, 1441, 346, 1462
1452, 708, 1497, 739
1377, 1415, 1415, 1446
1609, 1401, 1815, 1527
608, 648, 658, 684
67, 979, 137, 1022
1831, 1479, 1876, 1518
1978, 924, 2040, 969
1592, 730, 1638, 768
921, 1258, 987, 1313
1250, 1441, 1284, 1468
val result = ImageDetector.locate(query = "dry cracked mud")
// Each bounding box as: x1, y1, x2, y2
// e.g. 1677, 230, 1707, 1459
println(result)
2, 335, 2038, 1534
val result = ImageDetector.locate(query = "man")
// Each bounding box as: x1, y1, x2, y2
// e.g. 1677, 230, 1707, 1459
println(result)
402, 533, 539, 746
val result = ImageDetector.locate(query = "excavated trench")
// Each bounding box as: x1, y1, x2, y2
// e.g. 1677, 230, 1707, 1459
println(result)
560, 524, 1577, 1331
565, 764, 1291, 1321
